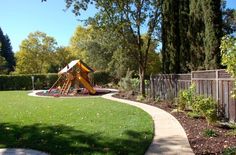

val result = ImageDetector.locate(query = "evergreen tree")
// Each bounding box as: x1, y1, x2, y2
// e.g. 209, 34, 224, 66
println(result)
161, 0, 179, 73
188, 0, 205, 70
178, 0, 190, 73
202, 0, 222, 69
162, 0, 223, 72
161, 0, 189, 73
3, 35, 16, 72
0, 27, 16, 73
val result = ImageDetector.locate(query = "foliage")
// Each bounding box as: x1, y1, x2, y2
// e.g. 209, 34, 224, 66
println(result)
177, 84, 196, 110
0, 72, 114, 90
0, 27, 16, 73
119, 69, 139, 92
69, 25, 138, 79
220, 35, 236, 98
69, 26, 90, 62
0, 91, 153, 155
162, 0, 190, 73
15, 31, 57, 74
177, 84, 218, 124
226, 129, 236, 136
48, 46, 77, 73
187, 111, 201, 119
222, 1, 236, 35
0, 74, 58, 90
136, 95, 145, 102
0, 56, 8, 74
202, 129, 218, 137
162, 0, 223, 73
228, 123, 236, 129
64, 0, 162, 96
92, 71, 111, 85
194, 96, 218, 125
202, 0, 222, 70
223, 147, 236, 155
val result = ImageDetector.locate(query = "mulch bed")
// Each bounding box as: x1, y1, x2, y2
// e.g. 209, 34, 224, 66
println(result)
35, 88, 112, 97
114, 91, 236, 155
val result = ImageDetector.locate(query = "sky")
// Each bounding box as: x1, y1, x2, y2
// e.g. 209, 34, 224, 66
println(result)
0, 0, 96, 52
0, 0, 236, 52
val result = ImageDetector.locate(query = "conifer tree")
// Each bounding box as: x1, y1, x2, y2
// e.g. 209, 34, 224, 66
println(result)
188, 0, 205, 70
0, 27, 16, 73
202, 0, 222, 69
162, 0, 189, 73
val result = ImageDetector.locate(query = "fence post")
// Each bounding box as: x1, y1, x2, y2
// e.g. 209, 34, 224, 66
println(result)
150, 74, 155, 100
216, 70, 219, 103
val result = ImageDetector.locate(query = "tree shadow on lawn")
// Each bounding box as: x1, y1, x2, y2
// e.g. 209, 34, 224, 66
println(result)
0, 123, 152, 155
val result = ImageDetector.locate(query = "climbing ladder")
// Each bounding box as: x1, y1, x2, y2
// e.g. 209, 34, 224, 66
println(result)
60, 79, 72, 95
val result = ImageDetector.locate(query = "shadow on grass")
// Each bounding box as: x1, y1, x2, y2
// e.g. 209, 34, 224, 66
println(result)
0, 123, 152, 155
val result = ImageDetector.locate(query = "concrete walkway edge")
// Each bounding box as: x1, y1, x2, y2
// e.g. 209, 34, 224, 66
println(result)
102, 93, 194, 155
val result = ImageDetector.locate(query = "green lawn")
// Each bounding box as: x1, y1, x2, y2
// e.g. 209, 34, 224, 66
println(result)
0, 91, 153, 155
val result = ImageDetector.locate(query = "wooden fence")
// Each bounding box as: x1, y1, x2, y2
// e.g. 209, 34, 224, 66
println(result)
148, 69, 236, 122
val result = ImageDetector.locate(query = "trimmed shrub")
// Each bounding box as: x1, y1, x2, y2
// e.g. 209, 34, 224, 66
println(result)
0, 74, 58, 90
91, 71, 112, 86
0, 71, 113, 90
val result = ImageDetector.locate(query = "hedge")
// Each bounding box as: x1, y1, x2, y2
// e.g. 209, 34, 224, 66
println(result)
0, 74, 58, 90
92, 71, 112, 85
0, 71, 112, 90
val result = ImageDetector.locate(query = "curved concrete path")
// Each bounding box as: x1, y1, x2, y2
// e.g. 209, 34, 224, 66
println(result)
27, 90, 193, 154
0, 148, 48, 155
102, 93, 194, 155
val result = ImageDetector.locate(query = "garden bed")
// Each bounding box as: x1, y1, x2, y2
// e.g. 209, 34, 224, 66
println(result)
35, 88, 112, 97
114, 91, 236, 155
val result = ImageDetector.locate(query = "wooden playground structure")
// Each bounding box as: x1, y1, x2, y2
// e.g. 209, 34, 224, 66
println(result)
49, 60, 96, 95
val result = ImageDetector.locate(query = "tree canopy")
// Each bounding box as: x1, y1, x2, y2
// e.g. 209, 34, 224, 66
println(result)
63, 0, 162, 95
15, 31, 57, 74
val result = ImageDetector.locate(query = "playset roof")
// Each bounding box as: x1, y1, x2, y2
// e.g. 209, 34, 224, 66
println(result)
58, 60, 94, 75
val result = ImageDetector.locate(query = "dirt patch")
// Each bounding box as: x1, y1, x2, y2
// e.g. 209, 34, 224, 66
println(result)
114, 91, 236, 155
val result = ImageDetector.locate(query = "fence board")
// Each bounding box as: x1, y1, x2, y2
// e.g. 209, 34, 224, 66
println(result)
149, 69, 236, 122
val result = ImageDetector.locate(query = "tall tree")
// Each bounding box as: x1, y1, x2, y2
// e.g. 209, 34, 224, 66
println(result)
162, 0, 223, 72
202, 0, 222, 69
15, 31, 57, 74
188, 0, 206, 70
70, 25, 138, 79
69, 26, 90, 62
63, 0, 161, 96
161, 0, 189, 73
0, 28, 16, 73
178, 0, 190, 73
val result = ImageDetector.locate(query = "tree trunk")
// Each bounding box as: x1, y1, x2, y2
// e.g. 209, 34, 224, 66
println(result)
139, 66, 145, 97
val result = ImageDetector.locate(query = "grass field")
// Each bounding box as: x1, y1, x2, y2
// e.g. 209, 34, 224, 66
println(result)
0, 91, 153, 155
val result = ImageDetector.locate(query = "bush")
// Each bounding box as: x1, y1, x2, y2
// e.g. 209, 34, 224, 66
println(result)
119, 69, 140, 92
177, 84, 218, 124
0, 71, 113, 90
0, 74, 58, 90
92, 71, 112, 86
177, 84, 196, 110
177, 90, 187, 110
196, 97, 218, 125
221, 36, 236, 98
